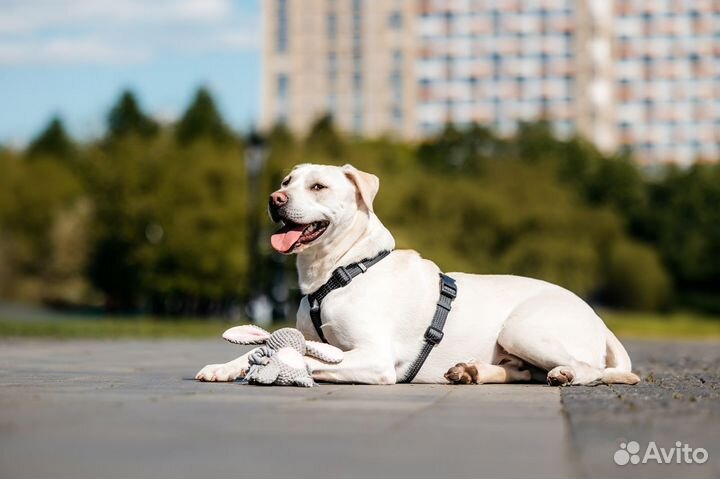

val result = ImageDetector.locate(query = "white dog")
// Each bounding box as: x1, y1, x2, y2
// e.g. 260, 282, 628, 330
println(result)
196, 164, 640, 386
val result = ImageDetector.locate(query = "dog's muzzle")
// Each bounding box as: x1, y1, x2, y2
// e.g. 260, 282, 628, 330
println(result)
268, 193, 286, 223
268, 202, 283, 223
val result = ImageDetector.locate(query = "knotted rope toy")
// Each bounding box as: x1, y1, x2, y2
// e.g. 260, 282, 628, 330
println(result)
222, 325, 344, 387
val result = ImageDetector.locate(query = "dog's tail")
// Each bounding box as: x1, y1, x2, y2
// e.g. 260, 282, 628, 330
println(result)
601, 328, 640, 384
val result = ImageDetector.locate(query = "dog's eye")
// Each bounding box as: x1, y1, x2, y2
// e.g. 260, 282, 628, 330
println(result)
310, 183, 327, 191
281, 177, 291, 187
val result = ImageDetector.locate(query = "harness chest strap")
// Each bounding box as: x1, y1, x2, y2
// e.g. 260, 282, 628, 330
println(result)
306, 249, 392, 344
399, 273, 457, 383
304, 251, 457, 384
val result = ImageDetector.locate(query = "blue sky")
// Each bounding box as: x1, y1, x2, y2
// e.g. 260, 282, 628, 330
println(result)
0, 0, 261, 146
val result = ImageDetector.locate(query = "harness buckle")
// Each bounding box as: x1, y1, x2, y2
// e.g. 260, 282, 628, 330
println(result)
440, 276, 457, 299
332, 266, 353, 286
309, 298, 321, 318
424, 326, 444, 345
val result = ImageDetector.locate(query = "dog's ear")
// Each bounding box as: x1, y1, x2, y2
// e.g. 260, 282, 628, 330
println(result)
305, 341, 344, 364
343, 164, 379, 213
222, 324, 271, 344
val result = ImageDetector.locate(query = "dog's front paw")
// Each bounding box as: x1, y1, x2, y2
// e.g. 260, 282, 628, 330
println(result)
444, 362, 478, 384
195, 364, 246, 382
547, 366, 574, 386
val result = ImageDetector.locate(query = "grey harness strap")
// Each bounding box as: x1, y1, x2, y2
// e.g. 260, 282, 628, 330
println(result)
306, 250, 392, 343
399, 273, 457, 383
306, 251, 458, 383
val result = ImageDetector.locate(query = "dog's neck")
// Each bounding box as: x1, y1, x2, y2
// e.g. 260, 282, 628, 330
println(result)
295, 211, 395, 294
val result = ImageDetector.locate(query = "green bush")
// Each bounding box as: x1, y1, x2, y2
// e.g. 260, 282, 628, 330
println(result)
499, 236, 600, 298
604, 240, 672, 311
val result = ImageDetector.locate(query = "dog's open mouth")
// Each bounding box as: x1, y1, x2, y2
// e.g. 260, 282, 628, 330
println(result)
270, 220, 329, 253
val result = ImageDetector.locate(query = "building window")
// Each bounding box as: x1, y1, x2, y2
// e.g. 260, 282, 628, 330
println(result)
352, 0, 362, 20
353, 111, 363, 132
327, 12, 337, 40
392, 106, 403, 123
327, 52, 338, 83
276, 73, 289, 122
353, 23, 362, 41
327, 94, 337, 116
277, 74, 289, 100
492, 53, 501, 82
352, 0, 362, 97
389, 11, 403, 29
277, 0, 289, 53
353, 72, 363, 90
491, 10, 501, 35
390, 70, 402, 107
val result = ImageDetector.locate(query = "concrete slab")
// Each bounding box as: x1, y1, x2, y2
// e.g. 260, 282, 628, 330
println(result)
0, 340, 576, 479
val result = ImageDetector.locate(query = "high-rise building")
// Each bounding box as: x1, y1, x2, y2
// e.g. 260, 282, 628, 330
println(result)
262, 0, 718, 165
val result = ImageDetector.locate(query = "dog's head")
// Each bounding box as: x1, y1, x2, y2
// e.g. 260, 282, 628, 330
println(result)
268, 163, 379, 254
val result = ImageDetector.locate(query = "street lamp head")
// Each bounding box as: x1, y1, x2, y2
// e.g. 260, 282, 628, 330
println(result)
245, 129, 267, 176
247, 129, 265, 149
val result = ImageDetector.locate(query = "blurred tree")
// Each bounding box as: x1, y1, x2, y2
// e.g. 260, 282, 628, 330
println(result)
84, 138, 163, 310
417, 122, 497, 174
634, 164, 720, 311
0, 235, 9, 297
0, 149, 85, 303
0, 151, 17, 297
137, 141, 247, 314
3, 104, 716, 316
380, 135, 674, 310
84, 137, 247, 313
513, 121, 567, 164
43, 199, 97, 306
603, 239, 672, 311
106, 90, 159, 141
305, 114, 343, 158
26, 116, 76, 161
267, 122, 295, 149
176, 87, 234, 145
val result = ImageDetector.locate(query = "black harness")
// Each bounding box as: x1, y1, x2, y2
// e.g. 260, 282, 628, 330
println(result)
304, 250, 457, 383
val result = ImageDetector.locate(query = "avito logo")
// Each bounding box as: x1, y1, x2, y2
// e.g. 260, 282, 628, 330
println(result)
614, 440, 709, 465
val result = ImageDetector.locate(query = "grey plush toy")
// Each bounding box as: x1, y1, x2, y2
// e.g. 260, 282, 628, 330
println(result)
222, 325, 344, 387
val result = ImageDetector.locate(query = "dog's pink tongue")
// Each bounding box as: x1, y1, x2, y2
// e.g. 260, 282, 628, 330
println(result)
271, 225, 305, 253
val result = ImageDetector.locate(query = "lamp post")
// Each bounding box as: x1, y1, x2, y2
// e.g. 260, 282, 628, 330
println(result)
244, 130, 271, 325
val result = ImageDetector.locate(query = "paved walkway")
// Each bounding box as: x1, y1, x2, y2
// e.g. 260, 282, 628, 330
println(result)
562, 341, 720, 479
0, 339, 718, 479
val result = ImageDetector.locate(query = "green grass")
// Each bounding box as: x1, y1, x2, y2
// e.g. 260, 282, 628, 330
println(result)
0, 311, 718, 340
601, 310, 720, 340
0, 316, 235, 339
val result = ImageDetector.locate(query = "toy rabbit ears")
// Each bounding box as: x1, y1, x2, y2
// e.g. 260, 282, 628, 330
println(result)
305, 341, 344, 364
222, 325, 344, 364
223, 324, 270, 345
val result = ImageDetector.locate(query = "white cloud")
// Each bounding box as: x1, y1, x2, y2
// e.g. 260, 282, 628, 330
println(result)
215, 31, 260, 50
0, 0, 259, 66
0, 0, 234, 33
0, 37, 150, 66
